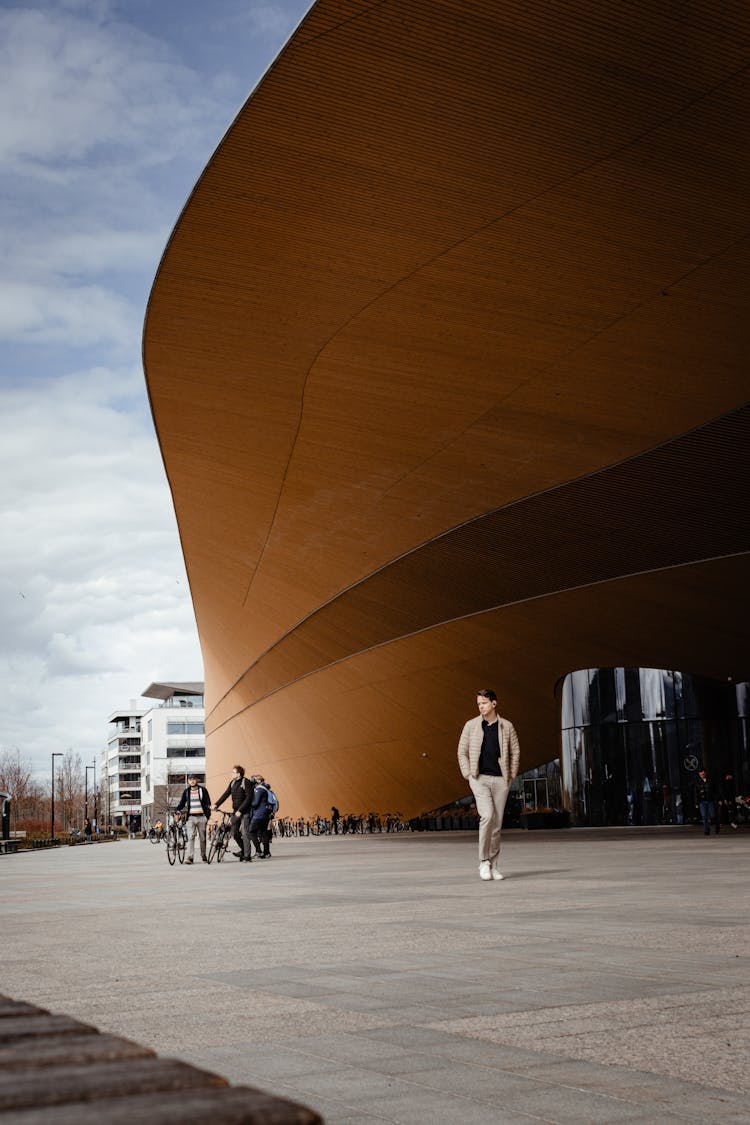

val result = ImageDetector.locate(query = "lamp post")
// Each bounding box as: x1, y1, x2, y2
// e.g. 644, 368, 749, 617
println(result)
85, 765, 96, 824
91, 759, 98, 829
50, 752, 63, 842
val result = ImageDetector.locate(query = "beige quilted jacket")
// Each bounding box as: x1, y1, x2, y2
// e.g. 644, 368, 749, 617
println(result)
457, 715, 520, 781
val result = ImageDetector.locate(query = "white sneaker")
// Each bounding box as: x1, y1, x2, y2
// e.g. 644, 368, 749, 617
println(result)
479, 861, 492, 880
491, 866, 504, 881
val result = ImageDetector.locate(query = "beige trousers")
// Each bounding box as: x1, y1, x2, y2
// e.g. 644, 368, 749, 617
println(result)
469, 774, 509, 864
185, 814, 207, 860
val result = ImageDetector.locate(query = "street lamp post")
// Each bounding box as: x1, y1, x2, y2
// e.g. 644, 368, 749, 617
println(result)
85, 765, 95, 824
91, 759, 98, 829
50, 752, 63, 842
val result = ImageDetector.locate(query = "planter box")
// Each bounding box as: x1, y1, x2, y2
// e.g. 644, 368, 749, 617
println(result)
521, 811, 570, 830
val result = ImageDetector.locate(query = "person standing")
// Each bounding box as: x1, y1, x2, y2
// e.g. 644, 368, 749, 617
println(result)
175, 773, 212, 863
457, 689, 520, 881
253, 777, 278, 858
695, 768, 720, 835
214, 765, 254, 862
331, 806, 340, 835
248, 777, 270, 859
720, 771, 738, 830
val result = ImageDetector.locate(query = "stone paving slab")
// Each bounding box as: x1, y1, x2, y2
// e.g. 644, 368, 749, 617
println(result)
2, 828, 749, 1123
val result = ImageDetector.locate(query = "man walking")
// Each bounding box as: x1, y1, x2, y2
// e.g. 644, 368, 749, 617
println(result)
457, 689, 520, 881
214, 765, 254, 862
695, 768, 720, 835
175, 773, 212, 863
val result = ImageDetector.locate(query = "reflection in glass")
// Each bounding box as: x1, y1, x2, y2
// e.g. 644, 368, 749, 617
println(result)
558, 669, 749, 827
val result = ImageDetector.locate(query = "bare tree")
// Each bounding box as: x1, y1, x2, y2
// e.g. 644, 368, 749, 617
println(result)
56, 750, 85, 832
0, 748, 36, 834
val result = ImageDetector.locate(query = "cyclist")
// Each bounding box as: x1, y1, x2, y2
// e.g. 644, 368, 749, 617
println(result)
214, 765, 255, 862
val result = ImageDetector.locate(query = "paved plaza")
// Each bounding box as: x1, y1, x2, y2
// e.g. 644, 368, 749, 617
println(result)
2, 828, 749, 1123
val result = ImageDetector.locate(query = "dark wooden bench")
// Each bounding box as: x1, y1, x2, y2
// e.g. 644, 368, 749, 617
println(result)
0, 995, 323, 1123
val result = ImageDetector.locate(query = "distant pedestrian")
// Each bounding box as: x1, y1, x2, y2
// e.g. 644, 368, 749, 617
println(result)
83, 818, 93, 843
254, 777, 278, 857
331, 806, 340, 835
248, 777, 271, 859
695, 769, 720, 836
720, 771, 738, 830
457, 688, 520, 881
175, 774, 212, 862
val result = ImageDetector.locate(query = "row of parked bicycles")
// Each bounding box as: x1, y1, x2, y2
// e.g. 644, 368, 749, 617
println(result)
148, 811, 234, 865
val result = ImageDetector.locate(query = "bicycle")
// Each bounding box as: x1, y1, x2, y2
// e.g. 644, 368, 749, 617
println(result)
166, 815, 187, 866
148, 823, 165, 844
207, 810, 233, 864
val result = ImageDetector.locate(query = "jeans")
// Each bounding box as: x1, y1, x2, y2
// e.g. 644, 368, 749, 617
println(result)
699, 800, 719, 835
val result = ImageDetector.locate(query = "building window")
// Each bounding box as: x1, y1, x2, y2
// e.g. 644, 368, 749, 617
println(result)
167, 721, 205, 735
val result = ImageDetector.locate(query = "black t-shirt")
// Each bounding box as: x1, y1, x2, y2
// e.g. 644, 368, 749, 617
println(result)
478, 719, 502, 776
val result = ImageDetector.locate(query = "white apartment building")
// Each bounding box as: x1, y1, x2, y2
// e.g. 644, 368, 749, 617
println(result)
104, 682, 205, 832
103, 703, 147, 829
139, 681, 206, 831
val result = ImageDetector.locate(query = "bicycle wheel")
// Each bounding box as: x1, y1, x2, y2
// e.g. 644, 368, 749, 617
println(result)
216, 828, 230, 862
207, 828, 221, 864
177, 828, 186, 864
166, 827, 176, 865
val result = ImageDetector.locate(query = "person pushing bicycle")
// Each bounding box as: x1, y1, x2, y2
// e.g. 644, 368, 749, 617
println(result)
214, 765, 255, 863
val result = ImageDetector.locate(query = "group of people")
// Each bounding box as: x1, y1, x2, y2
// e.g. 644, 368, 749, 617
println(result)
694, 768, 740, 835
174, 766, 278, 864
171, 690, 737, 878
169, 691, 520, 879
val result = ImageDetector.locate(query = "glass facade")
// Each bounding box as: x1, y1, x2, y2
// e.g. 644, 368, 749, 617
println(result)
558, 669, 749, 826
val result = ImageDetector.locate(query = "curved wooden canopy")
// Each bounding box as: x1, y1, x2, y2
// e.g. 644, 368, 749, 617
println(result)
144, 0, 750, 816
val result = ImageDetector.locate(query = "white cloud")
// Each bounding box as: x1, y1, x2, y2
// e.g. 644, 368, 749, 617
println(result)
0, 0, 314, 780
214, 1, 304, 40
0, 280, 137, 347
0, 3, 243, 355
0, 366, 203, 774
0, 7, 222, 170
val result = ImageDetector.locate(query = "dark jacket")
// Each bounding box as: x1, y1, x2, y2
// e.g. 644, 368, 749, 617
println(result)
215, 776, 254, 815
695, 775, 715, 803
176, 784, 212, 818
249, 784, 270, 826
720, 775, 737, 803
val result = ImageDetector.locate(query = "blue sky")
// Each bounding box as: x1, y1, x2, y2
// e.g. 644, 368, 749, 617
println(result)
0, 0, 312, 777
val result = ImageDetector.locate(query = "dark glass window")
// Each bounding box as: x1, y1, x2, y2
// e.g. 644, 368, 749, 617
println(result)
558, 669, 750, 826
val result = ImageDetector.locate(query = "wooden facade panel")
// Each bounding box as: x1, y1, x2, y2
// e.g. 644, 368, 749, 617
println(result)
144, 0, 750, 815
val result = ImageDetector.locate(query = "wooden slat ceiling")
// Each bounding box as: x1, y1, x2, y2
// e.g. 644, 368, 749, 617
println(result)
144, 0, 750, 815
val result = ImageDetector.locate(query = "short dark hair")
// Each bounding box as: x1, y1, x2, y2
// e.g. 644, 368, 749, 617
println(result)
233, 765, 245, 777
477, 689, 497, 702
